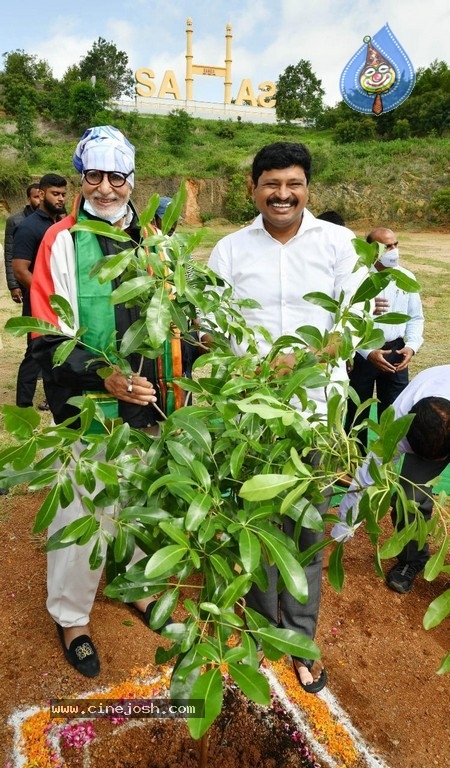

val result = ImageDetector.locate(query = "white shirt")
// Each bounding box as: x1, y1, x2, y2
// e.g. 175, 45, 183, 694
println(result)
357, 264, 424, 359
333, 365, 450, 540
208, 209, 369, 413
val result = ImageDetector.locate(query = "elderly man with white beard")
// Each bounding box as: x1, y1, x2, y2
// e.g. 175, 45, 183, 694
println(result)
29, 126, 164, 677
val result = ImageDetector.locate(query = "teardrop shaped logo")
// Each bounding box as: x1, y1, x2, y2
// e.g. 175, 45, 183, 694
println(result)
340, 23, 415, 114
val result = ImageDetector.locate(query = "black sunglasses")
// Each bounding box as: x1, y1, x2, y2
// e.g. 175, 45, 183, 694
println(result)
83, 170, 133, 188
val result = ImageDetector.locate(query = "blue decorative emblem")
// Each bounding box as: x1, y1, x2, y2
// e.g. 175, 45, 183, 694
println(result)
340, 24, 415, 115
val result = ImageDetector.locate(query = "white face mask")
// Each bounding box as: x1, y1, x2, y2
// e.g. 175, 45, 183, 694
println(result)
83, 199, 129, 225
378, 247, 399, 268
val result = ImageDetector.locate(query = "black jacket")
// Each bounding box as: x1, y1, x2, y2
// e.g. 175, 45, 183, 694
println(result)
3, 205, 34, 291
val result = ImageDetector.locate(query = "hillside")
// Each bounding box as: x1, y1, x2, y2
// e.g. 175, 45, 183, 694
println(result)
1, 115, 450, 228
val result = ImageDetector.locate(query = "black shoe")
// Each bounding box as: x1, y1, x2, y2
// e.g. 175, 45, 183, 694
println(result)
386, 562, 424, 594
56, 623, 100, 677
0, 488, 8, 496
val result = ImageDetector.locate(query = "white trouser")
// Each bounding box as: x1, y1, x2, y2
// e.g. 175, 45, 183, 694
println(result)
46, 441, 145, 627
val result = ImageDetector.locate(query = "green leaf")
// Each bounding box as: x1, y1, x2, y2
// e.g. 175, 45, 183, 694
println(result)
185, 494, 212, 531
218, 573, 252, 609
145, 287, 173, 347
302, 294, 340, 313
2, 405, 40, 439
199, 602, 221, 615
114, 525, 132, 563
239, 474, 298, 501
105, 423, 131, 461
423, 588, 450, 630
33, 485, 61, 533
96, 250, 136, 282
437, 651, 450, 675
71, 219, 132, 243
89, 538, 104, 570
59, 514, 97, 544
327, 542, 345, 592
49, 294, 75, 328
158, 521, 190, 547
52, 338, 80, 367
228, 663, 270, 705
388, 268, 420, 292
119, 506, 171, 524
292, 324, 326, 349
161, 185, 186, 235
372, 411, 415, 462
252, 625, 320, 659
0, 438, 37, 471
210, 553, 234, 581
4, 315, 64, 337
424, 535, 449, 581
190, 459, 212, 490
257, 527, 308, 603
91, 461, 119, 485
110, 275, 155, 304
143, 544, 188, 578
238, 402, 287, 419
166, 440, 196, 467
148, 588, 180, 630
139, 193, 160, 229
239, 529, 261, 573
187, 667, 223, 739
119, 318, 149, 357
230, 442, 247, 479
170, 413, 212, 454
374, 312, 412, 325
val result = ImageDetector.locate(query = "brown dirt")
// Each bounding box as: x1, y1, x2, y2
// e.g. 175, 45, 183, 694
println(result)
1, 231, 449, 768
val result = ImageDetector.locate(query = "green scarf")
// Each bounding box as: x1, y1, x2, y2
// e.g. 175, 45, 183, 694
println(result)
75, 211, 119, 432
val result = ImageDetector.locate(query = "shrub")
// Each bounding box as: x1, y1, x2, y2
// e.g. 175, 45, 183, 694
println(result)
0, 157, 30, 196
215, 121, 235, 140
224, 170, 258, 223
334, 117, 376, 144
430, 186, 450, 216
392, 119, 411, 140
164, 109, 193, 154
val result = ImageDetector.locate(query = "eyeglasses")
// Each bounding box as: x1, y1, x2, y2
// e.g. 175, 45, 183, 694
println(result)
83, 170, 133, 188
385, 241, 399, 250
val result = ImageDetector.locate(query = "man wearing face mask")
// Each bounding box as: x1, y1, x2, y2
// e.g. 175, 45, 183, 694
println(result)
29, 126, 167, 678
345, 227, 424, 453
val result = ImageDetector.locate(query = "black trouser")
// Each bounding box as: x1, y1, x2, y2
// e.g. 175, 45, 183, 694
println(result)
345, 338, 409, 453
15, 293, 42, 407
391, 452, 449, 568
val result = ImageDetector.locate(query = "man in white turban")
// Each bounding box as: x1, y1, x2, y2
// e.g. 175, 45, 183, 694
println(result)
29, 126, 164, 677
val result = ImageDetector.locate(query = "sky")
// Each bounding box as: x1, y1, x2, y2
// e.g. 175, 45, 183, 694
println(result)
1, 0, 449, 107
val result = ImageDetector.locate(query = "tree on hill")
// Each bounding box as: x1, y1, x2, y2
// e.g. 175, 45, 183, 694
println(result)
0, 50, 55, 117
275, 59, 325, 124
77, 37, 135, 100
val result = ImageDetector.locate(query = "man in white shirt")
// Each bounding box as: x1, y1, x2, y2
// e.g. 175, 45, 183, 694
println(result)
333, 366, 450, 593
345, 227, 424, 452
207, 141, 367, 693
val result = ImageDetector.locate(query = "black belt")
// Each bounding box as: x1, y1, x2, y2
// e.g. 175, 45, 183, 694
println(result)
382, 337, 403, 350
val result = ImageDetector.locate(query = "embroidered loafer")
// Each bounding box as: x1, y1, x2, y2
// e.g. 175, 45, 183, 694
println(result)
56, 623, 100, 678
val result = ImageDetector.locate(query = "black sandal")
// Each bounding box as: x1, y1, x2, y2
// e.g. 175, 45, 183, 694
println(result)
292, 657, 327, 694
55, 623, 100, 678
